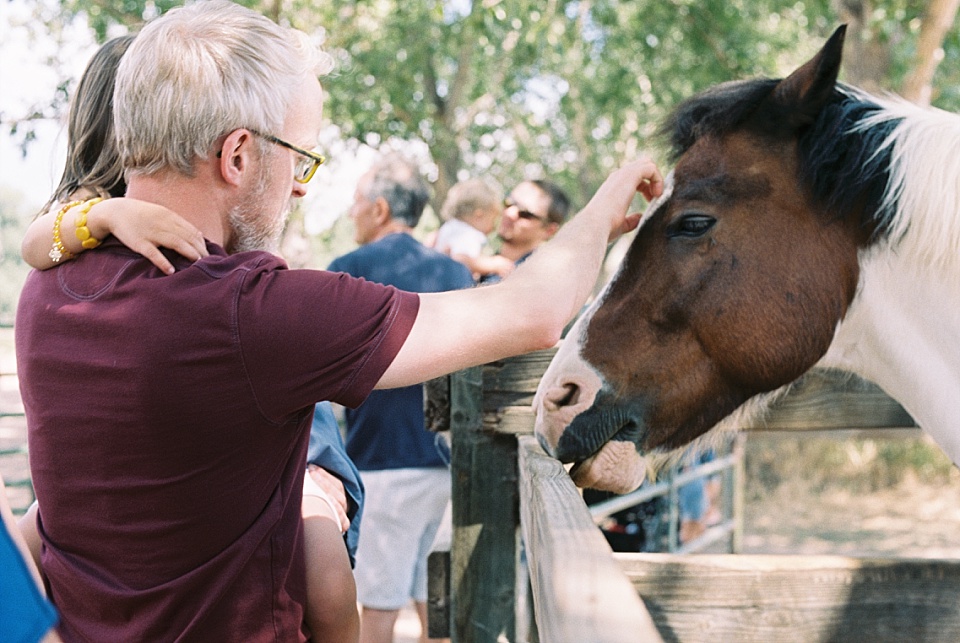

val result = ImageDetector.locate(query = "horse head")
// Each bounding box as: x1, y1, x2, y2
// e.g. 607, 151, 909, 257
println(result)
534, 27, 882, 493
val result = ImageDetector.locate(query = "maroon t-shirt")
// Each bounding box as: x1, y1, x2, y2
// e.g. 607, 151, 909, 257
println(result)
15, 239, 419, 641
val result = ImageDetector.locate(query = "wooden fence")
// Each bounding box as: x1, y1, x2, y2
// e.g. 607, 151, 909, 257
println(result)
427, 345, 960, 642
0, 369, 32, 514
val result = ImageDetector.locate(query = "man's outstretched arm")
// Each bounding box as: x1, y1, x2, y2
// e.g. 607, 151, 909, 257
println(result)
378, 156, 663, 389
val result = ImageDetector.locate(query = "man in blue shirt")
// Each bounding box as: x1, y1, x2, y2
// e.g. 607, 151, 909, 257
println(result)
329, 153, 474, 643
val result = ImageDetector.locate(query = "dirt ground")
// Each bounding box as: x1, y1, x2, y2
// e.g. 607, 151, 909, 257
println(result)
740, 431, 960, 559
742, 472, 960, 558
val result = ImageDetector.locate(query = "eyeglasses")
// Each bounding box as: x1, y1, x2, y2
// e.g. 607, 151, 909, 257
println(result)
250, 129, 326, 184
504, 196, 546, 222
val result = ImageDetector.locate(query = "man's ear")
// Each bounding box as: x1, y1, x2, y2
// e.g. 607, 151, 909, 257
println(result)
218, 129, 255, 187
373, 196, 391, 225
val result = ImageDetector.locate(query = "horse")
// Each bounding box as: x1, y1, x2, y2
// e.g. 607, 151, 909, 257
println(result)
533, 25, 960, 494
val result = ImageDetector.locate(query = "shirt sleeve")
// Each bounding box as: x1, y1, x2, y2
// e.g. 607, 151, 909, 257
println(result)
235, 263, 419, 421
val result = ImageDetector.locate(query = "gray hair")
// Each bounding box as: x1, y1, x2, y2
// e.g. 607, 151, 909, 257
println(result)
363, 153, 430, 228
114, 0, 333, 177
440, 178, 501, 222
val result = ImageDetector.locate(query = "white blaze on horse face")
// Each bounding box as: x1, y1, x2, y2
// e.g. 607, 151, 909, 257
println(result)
534, 308, 650, 494
533, 177, 675, 491
639, 170, 673, 225
533, 308, 605, 455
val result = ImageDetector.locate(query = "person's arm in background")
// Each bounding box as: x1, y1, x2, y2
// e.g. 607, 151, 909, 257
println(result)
454, 253, 516, 281
22, 197, 208, 274
301, 402, 361, 642
378, 156, 663, 388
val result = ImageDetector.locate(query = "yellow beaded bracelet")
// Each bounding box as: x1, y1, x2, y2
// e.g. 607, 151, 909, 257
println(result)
74, 197, 105, 249
50, 200, 83, 263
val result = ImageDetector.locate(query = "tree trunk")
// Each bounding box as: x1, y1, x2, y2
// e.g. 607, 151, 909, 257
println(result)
901, 0, 960, 105
832, 0, 891, 93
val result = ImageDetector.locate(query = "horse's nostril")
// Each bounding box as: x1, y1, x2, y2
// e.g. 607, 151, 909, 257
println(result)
547, 383, 580, 410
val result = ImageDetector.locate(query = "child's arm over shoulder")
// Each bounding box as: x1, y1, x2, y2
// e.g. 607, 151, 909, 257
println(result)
22, 197, 208, 274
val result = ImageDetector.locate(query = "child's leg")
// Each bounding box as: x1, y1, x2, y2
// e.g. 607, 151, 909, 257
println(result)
302, 472, 359, 643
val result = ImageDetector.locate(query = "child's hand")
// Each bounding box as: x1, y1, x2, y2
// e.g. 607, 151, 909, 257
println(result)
306, 464, 350, 532
92, 198, 208, 274
486, 255, 517, 278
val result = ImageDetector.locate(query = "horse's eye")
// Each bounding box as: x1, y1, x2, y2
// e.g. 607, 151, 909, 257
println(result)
668, 214, 716, 238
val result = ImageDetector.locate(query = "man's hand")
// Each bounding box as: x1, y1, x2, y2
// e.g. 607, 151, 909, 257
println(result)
586, 156, 664, 243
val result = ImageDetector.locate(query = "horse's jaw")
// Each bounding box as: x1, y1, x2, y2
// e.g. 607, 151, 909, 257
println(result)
534, 325, 792, 493
535, 401, 650, 494
568, 441, 648, 494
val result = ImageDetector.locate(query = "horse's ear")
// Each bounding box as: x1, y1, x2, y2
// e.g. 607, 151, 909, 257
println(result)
769, 25, 846, 128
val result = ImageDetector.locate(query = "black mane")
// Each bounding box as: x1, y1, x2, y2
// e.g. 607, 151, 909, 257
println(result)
661, 78, 780, 162
661, 79, 902, 241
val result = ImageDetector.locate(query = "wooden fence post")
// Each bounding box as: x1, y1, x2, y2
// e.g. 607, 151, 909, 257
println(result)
448, 366, 518, 642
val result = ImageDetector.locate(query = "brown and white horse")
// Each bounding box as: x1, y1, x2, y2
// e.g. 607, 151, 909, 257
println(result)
534, 26, 960, 493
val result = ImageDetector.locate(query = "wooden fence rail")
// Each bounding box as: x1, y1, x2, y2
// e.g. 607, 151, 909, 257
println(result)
426, 343, 960, 642
518, 435, 663, 642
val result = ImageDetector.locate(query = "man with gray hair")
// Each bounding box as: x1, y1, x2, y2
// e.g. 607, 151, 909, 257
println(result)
329, 153, 473, 643
16, 1, 662, 640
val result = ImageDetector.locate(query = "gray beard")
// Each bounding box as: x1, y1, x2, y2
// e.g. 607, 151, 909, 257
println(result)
226, 170, 288, 254
227, 207, 284, 254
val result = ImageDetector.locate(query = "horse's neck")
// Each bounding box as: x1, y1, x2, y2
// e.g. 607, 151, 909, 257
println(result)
819, 249, 960, 464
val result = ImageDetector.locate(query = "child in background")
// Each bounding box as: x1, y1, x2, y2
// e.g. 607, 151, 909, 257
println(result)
20, 35, 359, 643
434, 178, 513, 280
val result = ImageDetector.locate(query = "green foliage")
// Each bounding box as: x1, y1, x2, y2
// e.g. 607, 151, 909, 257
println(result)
5, 0, 959, 256
0, 189, 33, 325
746, 432, 957, 497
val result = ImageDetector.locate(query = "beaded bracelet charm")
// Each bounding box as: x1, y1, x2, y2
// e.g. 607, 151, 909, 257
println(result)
49, 200, 83, 263
74, 197, 105, 249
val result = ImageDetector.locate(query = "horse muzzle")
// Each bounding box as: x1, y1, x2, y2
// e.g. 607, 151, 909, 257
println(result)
535, 387, 651, 493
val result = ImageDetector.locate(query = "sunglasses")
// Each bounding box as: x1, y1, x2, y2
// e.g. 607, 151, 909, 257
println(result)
504, 196, 546, 222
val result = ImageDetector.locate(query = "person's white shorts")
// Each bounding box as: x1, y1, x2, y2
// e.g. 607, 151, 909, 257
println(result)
353, 467, 451, 610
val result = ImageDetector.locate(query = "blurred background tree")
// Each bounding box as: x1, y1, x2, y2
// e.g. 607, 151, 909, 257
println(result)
2, 0, 958, 301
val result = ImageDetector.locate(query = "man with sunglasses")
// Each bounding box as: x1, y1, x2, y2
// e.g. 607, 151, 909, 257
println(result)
479, 179, 572, 284
15, 2, 662, 641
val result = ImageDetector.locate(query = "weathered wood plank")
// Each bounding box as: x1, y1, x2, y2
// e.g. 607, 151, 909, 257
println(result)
744, 369, 917, 430
618, 553, 960, 642
481, 348, 558, 411
426, 550, 451, 639
518, 436, 664, 643
449, 367, 518, 643
472, 358, 917, 434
